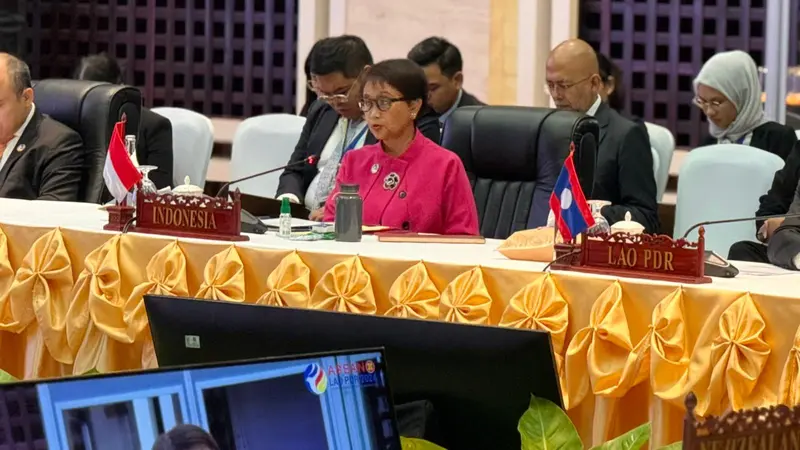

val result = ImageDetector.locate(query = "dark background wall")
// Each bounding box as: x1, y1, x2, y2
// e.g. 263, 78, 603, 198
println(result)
15, 0, 298, 117
0, 5, 24, 56
580, 0, 798, 148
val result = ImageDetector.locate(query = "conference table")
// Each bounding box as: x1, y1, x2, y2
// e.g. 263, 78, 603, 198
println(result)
1, 198, 799, 448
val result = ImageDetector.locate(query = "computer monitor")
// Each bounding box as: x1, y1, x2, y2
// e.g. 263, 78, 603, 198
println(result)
144, 295, 562, 450
0, 348, 399, 450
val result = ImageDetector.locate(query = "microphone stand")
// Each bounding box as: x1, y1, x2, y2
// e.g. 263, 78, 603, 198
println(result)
681, 212, 800, 240
215, 156, 317, 198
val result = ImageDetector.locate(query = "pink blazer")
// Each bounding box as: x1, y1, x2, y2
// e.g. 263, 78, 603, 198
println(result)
324, 130, 479, 235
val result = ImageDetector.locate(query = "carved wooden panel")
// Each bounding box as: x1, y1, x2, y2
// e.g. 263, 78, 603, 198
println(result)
20, 0, 298, 117
683, 392, 800, 450
579, 0, 798, 148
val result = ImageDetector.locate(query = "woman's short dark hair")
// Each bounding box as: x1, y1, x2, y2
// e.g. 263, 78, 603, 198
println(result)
151, 424, 220, 450
596, 51, 626, 111
362, 59, 428, 109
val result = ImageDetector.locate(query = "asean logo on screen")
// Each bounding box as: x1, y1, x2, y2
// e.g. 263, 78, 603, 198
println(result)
304, 363, 328, 395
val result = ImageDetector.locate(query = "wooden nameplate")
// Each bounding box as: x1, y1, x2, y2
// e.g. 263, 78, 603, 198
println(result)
105, 187, 249, 242
682, 392, 800, 449
377, 232, 486, 244
552, 227, 710, 284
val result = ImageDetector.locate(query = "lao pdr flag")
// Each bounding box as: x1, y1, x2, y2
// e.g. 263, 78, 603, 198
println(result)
549, 151, 595, 241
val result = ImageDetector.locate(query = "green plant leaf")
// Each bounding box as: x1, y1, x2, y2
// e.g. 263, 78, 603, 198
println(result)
400, 437, 447, 450
0, 369, 17, 384
658, 442, 682, 450
518, 396, 582, 450
590, 423, 651, 450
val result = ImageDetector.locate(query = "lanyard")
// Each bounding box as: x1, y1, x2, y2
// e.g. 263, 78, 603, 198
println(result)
340, 120, 369, 157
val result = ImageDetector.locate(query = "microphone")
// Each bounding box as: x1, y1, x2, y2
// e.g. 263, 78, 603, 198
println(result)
680, 211, 800, 278
215, 155, 318, 198
680, 212, 800, 240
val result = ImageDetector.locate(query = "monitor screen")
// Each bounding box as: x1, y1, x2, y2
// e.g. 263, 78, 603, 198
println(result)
0, 349, 399, 450
145, 296, 562, 449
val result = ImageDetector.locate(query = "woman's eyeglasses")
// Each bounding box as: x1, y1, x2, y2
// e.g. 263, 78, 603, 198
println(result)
693, 97, 727, 110
358, 97, 407, 112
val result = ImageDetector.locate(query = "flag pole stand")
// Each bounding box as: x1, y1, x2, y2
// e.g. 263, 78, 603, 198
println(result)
103, 195, 135, 232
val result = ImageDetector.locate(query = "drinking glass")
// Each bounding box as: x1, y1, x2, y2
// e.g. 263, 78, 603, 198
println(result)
138, 165, 158, 195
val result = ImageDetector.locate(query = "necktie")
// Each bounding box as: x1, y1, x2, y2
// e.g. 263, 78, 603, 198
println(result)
313, 120, 365, 208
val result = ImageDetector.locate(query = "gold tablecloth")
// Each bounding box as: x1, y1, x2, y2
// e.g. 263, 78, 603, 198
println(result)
1, 220, 800, 448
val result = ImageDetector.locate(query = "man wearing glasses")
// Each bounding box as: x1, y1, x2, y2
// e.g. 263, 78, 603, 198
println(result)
544, 39, 659, 233
277, 35, 440, 220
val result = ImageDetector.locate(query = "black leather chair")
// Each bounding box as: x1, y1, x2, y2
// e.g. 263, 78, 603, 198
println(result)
441, 106, 599, 239
32, 79, 142, 203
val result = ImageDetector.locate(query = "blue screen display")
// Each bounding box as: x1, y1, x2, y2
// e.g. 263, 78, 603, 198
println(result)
0, 351, 399, 450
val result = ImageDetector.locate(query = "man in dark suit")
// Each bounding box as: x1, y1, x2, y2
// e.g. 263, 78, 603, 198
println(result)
545, 39, 659, 233
408, 37, 484, 131
767, 178, 800, 269
0, 53, 84, 201
74, 53, 174, 189
277, 35, 440, 220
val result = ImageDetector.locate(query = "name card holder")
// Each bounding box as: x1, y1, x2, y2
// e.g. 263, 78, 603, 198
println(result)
553, 228, 710, 284
682, 392, 800, 450
128, 189, 248, 242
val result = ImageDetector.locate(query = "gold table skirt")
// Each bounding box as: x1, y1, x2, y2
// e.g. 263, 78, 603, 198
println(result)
1, 222, 799, 448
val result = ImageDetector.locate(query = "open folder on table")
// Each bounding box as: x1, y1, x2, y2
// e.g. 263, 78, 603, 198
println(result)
239, 193, 311, 219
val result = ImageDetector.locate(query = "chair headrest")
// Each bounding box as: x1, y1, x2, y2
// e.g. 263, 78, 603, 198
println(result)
441, 105, 599, 182
33, 79, 142, 137
32, 79, 143, 203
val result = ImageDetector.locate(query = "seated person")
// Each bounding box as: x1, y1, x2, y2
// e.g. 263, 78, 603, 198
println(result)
695, 50, 796, 160
407, 37, 484, 131
74, 53, 174, 189
277, 35, 440, 220
323, 59, 479, 235
767, 177, 800, 270
152, 424, 219, 450
596, 51, 647, 134
0, 53, 84, 201
545, 39, 659, 233
729, 141, 800, 262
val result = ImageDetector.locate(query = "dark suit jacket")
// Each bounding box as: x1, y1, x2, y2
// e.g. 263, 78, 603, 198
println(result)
755, 140, 800, 231
702, 121, 797, 161
767, 178, 800, 269
139, 108, 174, 189
458, 91, 484, 108
276, 100, 441, 200
593, 102, 660, 233
0, 109, 84, 201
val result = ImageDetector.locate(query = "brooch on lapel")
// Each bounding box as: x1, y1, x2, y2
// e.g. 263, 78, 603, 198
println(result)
16, 144, 25, 152
371, 163, 379, 174
383, 172, 400, 191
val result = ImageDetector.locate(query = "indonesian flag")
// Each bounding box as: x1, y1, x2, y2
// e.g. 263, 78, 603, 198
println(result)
103, 120, 142, 203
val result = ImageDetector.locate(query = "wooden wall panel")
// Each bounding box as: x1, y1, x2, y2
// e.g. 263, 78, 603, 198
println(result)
20, 0, 299, 117
579, 0, 798, 148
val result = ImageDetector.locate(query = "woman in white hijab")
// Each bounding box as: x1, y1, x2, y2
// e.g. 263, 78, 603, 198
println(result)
694, 50, 795, 160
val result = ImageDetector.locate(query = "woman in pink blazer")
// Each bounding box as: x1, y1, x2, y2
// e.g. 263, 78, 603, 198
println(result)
324, 59, 479, 235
